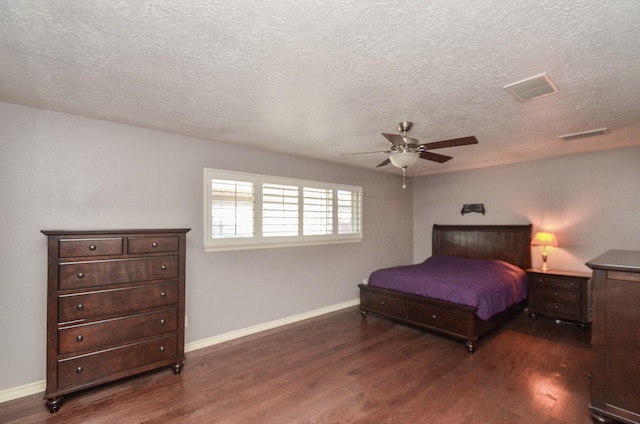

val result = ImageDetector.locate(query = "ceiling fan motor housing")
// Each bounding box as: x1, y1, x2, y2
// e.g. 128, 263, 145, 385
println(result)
398, 121, 413, 134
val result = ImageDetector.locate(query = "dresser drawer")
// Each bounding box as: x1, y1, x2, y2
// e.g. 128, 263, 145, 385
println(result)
407, 302, 469, 336
58, 308, 178, 355
538, 299, 582, 320
538, 287, 580, 303
360, 291, 405, 317
59, 238, 123, 258
57, 334, 177, 390
59, 282, 178, 322
59, 256, 179, 290
127, 236, 179, 254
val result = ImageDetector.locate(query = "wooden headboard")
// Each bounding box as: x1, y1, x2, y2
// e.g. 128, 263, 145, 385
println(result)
432, 224, 532, 270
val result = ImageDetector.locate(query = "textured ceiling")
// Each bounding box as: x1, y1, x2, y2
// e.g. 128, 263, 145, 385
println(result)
1, 1, 640, 176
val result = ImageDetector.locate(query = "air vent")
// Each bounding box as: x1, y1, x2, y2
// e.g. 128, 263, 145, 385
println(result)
558, 128, 608, 141
504, 73, 559, 102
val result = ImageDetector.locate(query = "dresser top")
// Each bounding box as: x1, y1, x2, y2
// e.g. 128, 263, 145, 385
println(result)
586, 249, 640, 272
526, 268, 592, 278
42, 228, 191, 236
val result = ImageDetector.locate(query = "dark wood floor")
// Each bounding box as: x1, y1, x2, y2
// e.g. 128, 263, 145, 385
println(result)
1, 307, 592, 424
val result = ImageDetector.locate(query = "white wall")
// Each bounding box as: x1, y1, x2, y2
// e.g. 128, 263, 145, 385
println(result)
0, 102, 414, 392
413, 145, 640, 271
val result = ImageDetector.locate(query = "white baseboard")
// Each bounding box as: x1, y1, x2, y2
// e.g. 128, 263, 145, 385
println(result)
185, 298, 359, 352
0, 299, 360, 403
0, 380, 46, 403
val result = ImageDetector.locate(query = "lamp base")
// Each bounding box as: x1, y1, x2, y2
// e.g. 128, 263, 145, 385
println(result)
540, 248, 550, 272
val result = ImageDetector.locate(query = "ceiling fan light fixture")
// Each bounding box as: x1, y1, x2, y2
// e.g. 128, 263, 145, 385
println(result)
389, 152, 419, 168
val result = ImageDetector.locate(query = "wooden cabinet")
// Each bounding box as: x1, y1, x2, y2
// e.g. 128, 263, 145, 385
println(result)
42, 229, 190, 413
587, 250, 640, 424
526, 268, 592, 328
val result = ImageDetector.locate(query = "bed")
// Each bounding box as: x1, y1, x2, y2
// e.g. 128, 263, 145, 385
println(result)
359, 224, 532, 352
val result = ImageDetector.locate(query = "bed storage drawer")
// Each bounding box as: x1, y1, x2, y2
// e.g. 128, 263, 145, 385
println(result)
406, 302, 469, 336
360, 290, 405, 317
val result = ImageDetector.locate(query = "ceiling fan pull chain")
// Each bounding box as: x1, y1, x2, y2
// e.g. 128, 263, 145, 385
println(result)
402, 167, 407, 189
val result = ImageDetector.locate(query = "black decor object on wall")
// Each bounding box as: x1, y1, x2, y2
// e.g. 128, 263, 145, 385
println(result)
461, 203, 485, 215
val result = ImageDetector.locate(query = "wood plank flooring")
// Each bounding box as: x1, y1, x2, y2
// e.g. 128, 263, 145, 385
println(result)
0, 307, 592, 423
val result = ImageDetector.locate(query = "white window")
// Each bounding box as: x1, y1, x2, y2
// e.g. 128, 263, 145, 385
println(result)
303, 187, 333, 236
262, 182, 299, 237
204, 169, 362, 251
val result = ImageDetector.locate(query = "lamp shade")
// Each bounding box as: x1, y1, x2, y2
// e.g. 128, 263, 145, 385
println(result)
389, 152, 420, 168
531, 231, 559, 247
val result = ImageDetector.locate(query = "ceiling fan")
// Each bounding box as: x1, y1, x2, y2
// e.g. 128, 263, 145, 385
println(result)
342, 121, 478, 188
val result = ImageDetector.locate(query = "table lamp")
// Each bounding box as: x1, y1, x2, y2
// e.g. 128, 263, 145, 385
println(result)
531, 231, 559, 271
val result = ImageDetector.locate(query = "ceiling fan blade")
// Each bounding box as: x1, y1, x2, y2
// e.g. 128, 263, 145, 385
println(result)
420, 151, 453, 163
422, 136, 478, 150
376, 158, 391, 167
381, 133, 405, 146
341, 150, 390, 156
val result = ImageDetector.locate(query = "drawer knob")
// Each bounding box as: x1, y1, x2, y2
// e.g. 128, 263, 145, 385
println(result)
152, 242, 158, 248
554, 305, 559, 310
77, 272, 85, 279
76, 335, 84, 343
160, 319, 166, 326
76, 366, 83, 374
160, 292, 166, 298
89, 244, 97, 251
554, 292, 559, 297
380, 301, 385, 305
161, 265, 167, 271
160, 346, 165, 353
76, 304, 84, 311
432, 315, 437, 320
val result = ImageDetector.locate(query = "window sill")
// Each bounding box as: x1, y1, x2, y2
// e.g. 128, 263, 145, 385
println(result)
204, 237, 362, 252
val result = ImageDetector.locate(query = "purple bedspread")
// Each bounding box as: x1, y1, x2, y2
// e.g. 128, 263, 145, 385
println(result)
367, 255, 527, 320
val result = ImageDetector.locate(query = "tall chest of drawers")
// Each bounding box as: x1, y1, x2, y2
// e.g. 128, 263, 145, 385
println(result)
42, 229, 190, 413
586, 250, 640, 424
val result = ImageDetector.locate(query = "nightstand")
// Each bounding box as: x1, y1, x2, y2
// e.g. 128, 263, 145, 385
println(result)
526, 268, 592, 329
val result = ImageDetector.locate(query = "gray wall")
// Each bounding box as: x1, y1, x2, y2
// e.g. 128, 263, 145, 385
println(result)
413, 145, 640, 270
0, 102, 414, 392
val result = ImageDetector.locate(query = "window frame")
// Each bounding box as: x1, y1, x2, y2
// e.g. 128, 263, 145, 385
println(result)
204, 169, 363, 252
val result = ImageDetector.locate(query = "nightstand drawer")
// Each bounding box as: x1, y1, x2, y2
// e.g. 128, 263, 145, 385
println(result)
538, 300, 582, 320
533, 275, 583, 290
538, 287, 580, 303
